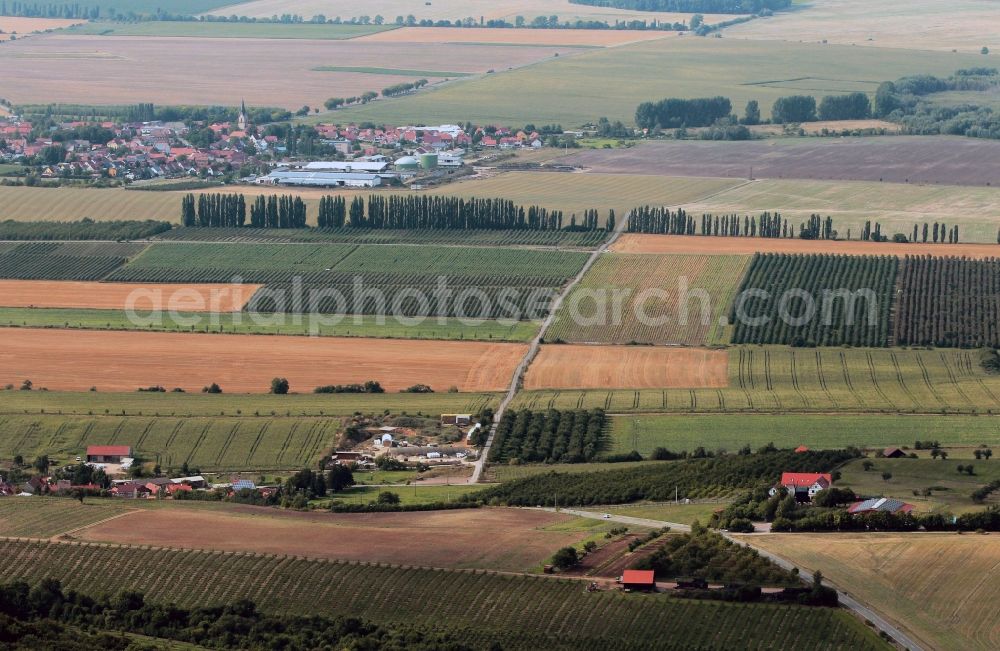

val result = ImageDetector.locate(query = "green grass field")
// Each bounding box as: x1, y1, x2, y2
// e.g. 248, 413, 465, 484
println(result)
67, 21, 397, 39
838, 457, 1000, 515
513, 346, 1000, 414
610, 414, 1000, 456
0, 308, 539, 342
0, 389, 498, 418
331, 37, 991, 125
313, 66, 470, 76
0, 539, 890, 650
546, 253, 750, 345
684, 178, 1000, 244
321, 483, 486, 506
595, 501, 729, 526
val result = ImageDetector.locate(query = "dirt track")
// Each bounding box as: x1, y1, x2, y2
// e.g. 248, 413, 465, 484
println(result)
0, 280, 260, 311
612, 234, 1000, 259
73, 506, 578, 571
0, 327, 526, 393
524, 345, 728, 389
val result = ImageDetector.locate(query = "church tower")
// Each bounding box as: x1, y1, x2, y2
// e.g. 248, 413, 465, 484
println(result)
237, 99, 248, 131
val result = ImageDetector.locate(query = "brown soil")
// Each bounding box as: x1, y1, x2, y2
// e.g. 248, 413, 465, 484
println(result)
0, 17, 81, 40
0, 327, 526, 392
524, 345, 728, 389
612, 234, 1000, 259
0, 280, 260, 311
563, 137, 1000, 186
73, 506, 580, 571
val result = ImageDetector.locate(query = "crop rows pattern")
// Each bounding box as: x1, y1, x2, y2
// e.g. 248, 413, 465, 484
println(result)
155, 226, 607, 248
894, 256, 1000, 348
512, 347, 1000, 414
0, 415, 338, 471
548, 253, 750, 345
730, 254, 897, 347
0, 241, 147, 281
488, 409, 606, 464
0, 540, 887, 651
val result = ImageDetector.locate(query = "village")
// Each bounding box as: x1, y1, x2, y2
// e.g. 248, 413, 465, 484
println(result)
0, 107, 558, 185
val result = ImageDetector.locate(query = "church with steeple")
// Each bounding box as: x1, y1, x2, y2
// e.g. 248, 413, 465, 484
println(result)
237, 99, 248, 131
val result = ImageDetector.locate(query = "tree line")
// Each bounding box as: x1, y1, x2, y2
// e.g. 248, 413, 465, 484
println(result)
636, 91, 872, 130
568, 0, 790, 14
626, 207, 836, 240
382, 79, 429, 98
180, 193, 306, 229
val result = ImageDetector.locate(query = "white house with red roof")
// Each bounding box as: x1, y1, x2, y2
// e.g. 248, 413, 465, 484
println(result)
86, 445, 132, 464
769, 472, 832, 501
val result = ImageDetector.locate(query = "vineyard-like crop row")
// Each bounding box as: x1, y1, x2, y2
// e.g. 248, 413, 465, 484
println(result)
0, 540, 888, 650
0, 414, 339, 471
730, 254, 898, 347
547, 253, 750, 345
895, 256, 1000, 348
512, 346, 1000, 414
0, 498, 132, 538
0, 241, 148, 281
155, 226, 608, 248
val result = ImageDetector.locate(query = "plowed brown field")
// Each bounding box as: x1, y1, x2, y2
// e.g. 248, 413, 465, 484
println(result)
524, 345, 728, 389
0, 17, 81, 40
73, 506, 580, 571
0, 280, 260, 311
0, 328, 525, 393
612, 234, 1000, 259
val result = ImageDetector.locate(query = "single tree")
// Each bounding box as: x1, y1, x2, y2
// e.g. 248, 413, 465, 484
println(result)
376, 491, 400, 505
551, 546, 579, 570
881, 471, 893, 482
270, 377, 289, 395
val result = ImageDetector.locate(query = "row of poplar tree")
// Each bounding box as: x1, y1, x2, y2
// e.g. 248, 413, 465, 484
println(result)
626, 207, 830, 239
181, 193, 306, 229
316, 195, 609, 231
184, 193, 614, 231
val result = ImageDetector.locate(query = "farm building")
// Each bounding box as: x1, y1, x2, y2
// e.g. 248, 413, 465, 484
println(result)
847, 498, 914, 515
441, 414, 472, 426
769, 472, 832, 502
794, 445, 810, 453
86, 445, 132, 464
883, 447, 906, 458
302, 160, 389, 173
621, 570, 656, 592
261, 169, 382, 187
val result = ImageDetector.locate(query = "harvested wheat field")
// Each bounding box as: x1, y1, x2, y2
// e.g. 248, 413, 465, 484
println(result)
612, 234, 1000, 259
0, 17, 80, 40
0, 34, 569, 108
72, 506, 582, 571
0, 280, 260, 311
743, 532, 1000, 651
0, 328, 526, 393
357, 26, 673, 47
524, 345, 728, 389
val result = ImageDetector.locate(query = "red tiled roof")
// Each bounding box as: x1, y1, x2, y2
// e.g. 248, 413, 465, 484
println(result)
780, 472, 831, 487
622, 570, 655, 585
86, 445, 132, 457
794, 446, 810, 453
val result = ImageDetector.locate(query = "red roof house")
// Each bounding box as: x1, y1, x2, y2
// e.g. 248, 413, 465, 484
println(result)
86, 446, 132, 463
770, 472, 832, 501
794, 445, 810, 453
621, 569, 656, 591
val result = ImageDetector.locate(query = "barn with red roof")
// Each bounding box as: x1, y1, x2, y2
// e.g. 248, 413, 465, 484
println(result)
769, 472, 832, 501
621, 569, 656, 591
86, 445, 132, 464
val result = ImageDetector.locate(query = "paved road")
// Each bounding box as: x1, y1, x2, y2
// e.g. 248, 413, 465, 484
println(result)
537, 507, 925, 651
471, 217, 627, 483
